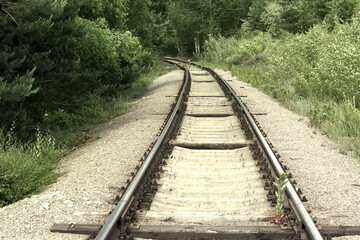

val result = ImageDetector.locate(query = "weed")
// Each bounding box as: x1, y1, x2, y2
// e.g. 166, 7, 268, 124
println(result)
339, 148, 348, 155
274, 172, 287, 219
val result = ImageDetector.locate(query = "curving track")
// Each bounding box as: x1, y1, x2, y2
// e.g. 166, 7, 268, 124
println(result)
94, 59, 325, 240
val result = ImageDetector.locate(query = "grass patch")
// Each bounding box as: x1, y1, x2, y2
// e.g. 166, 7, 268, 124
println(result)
320, 99, 360, 157
0, 127, 64, 207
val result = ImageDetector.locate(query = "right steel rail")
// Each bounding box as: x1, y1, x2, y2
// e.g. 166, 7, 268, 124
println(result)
165, 57, 323, 240
212, 67, 323, 240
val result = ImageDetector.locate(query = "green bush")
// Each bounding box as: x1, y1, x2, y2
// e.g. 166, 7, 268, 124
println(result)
263, 17, 360, 104
199, 13, 360, 157
201, 32, 273, 66
73, 94, 108, 126
214, 13, 360, 107
75, 18, 152, 89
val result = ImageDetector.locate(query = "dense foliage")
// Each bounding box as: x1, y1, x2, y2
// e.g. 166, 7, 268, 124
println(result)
0, 0, 154, 138
165, 0, 359, 53
2, 0, 358, 136
167, 0, 252, 53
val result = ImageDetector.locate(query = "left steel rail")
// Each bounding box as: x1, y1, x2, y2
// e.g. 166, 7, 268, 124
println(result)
95, 61, 190, 240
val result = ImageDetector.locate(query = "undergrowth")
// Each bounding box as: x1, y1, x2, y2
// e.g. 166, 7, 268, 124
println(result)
198, 14, 360, 158
44, 63, 163, 146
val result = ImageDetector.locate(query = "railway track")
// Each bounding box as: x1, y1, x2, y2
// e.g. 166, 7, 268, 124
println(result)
51, 59, 360, 239
94, 58, 322, 240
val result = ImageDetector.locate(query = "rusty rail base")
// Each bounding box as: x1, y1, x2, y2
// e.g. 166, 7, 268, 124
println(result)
319, 226, 360, 238
51, 223, 102, 235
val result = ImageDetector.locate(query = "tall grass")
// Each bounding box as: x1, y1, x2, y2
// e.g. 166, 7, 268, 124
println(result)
202, 32, 273, 67
199, 14, 360, 157
0, 127, 63, 207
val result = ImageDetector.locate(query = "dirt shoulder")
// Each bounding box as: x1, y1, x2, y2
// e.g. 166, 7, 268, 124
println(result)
0, 69, 184, 240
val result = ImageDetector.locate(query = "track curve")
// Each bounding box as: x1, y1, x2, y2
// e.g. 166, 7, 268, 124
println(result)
94, 59, 323, 240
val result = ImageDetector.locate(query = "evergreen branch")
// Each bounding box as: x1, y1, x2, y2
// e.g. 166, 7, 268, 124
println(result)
1, 2, 33, 59
1, 5, 18, 26
2, 2, 21, 6
36, 80, 56, 84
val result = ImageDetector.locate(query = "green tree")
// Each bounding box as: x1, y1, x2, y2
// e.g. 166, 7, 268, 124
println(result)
86, 0, 129, 29
247, 0, 267, 31
261, 2, 284, 37
212, 0, 252, 36
126, 0, 156, 48
296, 0, 330, 31
149, 0, 175, 53
280, 6, 301, 34
325, 0, 359, 28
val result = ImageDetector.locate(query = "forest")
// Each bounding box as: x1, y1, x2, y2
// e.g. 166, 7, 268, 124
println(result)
1, 0, 359, 206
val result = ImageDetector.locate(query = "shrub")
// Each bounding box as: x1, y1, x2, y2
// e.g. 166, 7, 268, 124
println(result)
75, 18, 153, 89
201, 32, 273, 66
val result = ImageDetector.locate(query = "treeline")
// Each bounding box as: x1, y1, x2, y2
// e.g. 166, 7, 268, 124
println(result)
166, 0, 359, 53
4, 0, 358, 138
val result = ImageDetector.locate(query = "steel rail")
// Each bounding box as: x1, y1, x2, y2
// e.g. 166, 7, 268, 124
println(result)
210, 68, 323, 240
95, 65, 190, 240
165, 58, 323, 240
